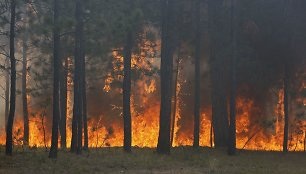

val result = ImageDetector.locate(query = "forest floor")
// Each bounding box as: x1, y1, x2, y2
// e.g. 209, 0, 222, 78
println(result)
0, 146, 305, 174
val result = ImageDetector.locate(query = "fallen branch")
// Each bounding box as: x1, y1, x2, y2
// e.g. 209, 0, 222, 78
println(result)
242, 129, 261, 150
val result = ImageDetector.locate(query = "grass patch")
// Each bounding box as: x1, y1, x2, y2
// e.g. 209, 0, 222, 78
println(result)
0, 146, 305, 174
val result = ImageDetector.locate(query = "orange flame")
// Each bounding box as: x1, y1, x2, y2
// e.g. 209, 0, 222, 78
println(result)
1, 31, 305, 152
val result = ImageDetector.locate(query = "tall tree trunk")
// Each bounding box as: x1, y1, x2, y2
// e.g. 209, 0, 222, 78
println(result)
22, 22, 29, 147
123, 31, 133, 152
76, 0, 84, 155
59, 58, 68, 149
157, 0, 175, 154
193, 0, 202, 148
71, 0, 85, 154
282, 0, 292, 154
170, 50, 181, 147
283, 65, 289, 153
228, 0, 237, 156
79, 0, 88, 148
5, 0, 16, 156
70, 100, 78, 152
81, 56, 88, 150
49, 0, 61, 159
5, 59, 10, 131
77, 92, 83, 155
208, 0, 229, 148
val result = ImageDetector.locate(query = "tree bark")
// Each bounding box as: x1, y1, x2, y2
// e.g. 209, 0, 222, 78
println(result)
228, 0, 237, 156
170, 50, 181, 147
282, 0, 292, 154
6, 0, 16, 156
70, 99, 78, 152
283, 65, 289, 153
49, 0, 61, 159
59, 58, 68, 149
81, 55, 88, 150
208, 0, 229, 148
22, 7, 30, 146
71, 0, 85, 154
5, 59, 10, 131
79, 0, 88, 149
157, 0, 175, 154
123, 31, 133, 152
193, 0, 201, 148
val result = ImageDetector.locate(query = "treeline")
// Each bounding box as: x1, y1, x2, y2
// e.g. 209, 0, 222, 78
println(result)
0, 0, 305, 159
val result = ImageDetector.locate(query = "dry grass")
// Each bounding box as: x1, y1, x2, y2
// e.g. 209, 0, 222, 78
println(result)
0, 146, 305, 174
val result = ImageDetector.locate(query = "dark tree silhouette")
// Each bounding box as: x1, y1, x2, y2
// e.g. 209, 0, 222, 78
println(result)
49, 0, 61, 159
6, 0, 16, 156
208, 0, 229, 148
170, 47, 181, 147
71, 77, 79, 154
5, 60, 9, 130
81, 52, 88, 151
22, 6, 29, 146
282, 0, 292, 153
71, 102, 79, 152
59, 58, 68, 149
228, 0, 238, 156
123, 30, 133, 152
283, 64, 289, 153
157, 0, 175, 154
193, 0, 202, 148
71, 0, 85, 154
76, 0, 85, 154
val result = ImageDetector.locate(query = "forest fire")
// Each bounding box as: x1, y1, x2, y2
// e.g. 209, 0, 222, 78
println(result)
0, 45, 305, 151
3, 0, 306, 173
0, 26, 306, 151
0, 89, 305, 151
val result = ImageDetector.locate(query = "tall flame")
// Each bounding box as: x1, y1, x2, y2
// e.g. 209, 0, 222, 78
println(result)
0, 31, 305, 152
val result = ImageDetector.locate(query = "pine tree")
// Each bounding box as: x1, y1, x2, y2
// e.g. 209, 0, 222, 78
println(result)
157, 0, 175, 154
49, 0, 61, 159
22, 4, 30, 147
228, 0, 238, 156
193, 0, 202, 148
5, 0, 16, 156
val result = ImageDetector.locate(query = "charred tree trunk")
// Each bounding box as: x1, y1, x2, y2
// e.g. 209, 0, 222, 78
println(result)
123, 31, 133, 152
210, 62, 229, 148
228, 0, 237, 156
70, 99, 78, 152
283, 65, 289, 153
59, 58, 68, 149
77, 0, 84, 155
70, 57, 78, 152
193, 0, 202, 148
157, 0, 175, 154
170, 50, 180, 147
282, 0, 292, 154
5, 59, 10, 130
41, 110, 47, 151
81, 55, 88, 150
71, 0, 84, 154
22, 25, 29, 147
71, 0, 85, 154
5, 0, 16, 156
49, 0, 61, 159
71, 3, 82, 154
77, 91, 83, 155
208, 0, 229, 148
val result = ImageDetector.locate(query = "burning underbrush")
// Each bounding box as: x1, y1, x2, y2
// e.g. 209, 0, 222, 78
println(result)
0, 31, 305, 152
0, 81, 305, 151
